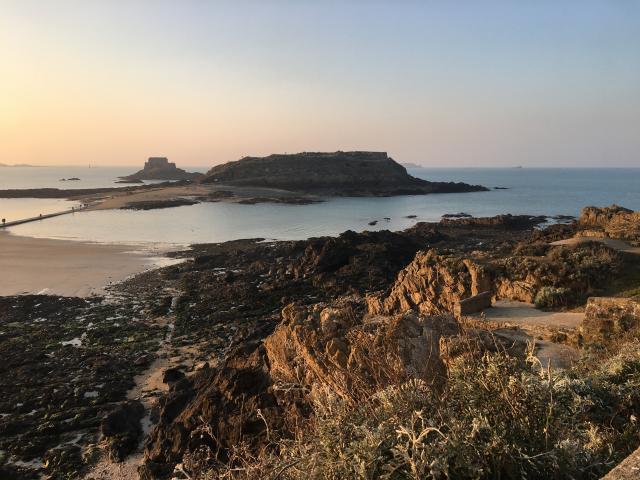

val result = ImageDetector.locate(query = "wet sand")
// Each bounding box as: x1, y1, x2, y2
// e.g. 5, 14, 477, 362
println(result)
0, 231, 177, 297
85, 183, 320, 210
87, 184, 212, 210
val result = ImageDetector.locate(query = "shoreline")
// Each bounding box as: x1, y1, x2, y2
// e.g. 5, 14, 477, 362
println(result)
0, 231, 182, 297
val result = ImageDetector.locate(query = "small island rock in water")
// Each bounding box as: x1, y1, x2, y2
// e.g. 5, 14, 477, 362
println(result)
119, 157, 202, 181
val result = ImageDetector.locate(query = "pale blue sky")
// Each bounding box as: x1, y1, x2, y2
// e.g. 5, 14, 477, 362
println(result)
1, 0, 639, 166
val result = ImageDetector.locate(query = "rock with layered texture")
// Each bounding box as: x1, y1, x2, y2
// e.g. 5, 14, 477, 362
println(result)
366, 250, 495, 316
265, 297, 459, 399
202, 151, 488, 196
142, 296, 460, 477
579, 205, 640, 241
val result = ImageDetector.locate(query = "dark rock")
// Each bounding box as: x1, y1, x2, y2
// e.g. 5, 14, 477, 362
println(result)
579, 205, 640, 240
201, 151, 488, 196
163, 368, 185, 384
122, 199, 199, 210
101, 400, 145, 462
440, 214, 548, 230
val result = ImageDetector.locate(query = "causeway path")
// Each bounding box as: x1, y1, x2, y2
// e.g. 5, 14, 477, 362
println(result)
0, 205, 90, 229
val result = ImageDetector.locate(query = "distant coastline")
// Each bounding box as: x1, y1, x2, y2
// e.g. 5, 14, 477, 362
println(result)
0, 163, 40, 167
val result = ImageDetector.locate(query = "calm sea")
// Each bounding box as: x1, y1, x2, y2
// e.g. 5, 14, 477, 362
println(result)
2, 166, 639, 245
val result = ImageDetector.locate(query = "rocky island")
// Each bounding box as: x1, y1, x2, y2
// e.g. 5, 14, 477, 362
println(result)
0, 152, 488, 210
202, 151, 488, 196
119, 157, 203, 182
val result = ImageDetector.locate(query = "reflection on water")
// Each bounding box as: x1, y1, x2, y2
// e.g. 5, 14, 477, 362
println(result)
6, 168, 640, 245
0, 166, 207, 190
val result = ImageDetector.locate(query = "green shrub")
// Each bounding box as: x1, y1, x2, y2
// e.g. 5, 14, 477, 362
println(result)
534, 286, 574, 310
207, 342, 640, 480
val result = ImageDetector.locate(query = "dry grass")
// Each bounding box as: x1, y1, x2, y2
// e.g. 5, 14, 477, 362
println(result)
201, 332, 640, 480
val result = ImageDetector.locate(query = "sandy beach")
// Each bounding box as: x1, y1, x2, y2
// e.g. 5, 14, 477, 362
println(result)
0, 231, 177, 297
82, 183, 321, 210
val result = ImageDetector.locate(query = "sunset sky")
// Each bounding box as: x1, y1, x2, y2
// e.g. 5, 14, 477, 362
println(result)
1, 1, 639, 167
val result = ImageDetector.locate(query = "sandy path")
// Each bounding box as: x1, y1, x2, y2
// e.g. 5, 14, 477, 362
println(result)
480, 300, 584, 328
85, 294, 209, 480
0, 231, 178, 297
475, 301, 583, 369
551, 237, 640, 254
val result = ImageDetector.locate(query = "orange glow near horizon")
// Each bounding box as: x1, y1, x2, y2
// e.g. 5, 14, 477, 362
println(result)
1, 1, 639, 168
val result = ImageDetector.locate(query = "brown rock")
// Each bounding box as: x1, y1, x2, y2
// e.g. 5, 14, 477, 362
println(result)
367, 250, 494, 316
581, 297, 640, 345
579, 205, 640, 240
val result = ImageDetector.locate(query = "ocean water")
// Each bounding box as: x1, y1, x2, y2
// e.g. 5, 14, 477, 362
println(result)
3, 167, 639, 245
0, 166, 207, 221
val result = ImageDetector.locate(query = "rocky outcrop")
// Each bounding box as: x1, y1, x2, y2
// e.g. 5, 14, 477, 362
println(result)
287, 229, 442, 294
120, 157, 202, 181
581, 297, 640, 345
579, 205, 640, 241
368, 242, 623, 318
101, 400, 145, 462
142, 297, 460, 477
440, 214, 548, 230
202, 151, 487, 196
366, 250, 494, 316
142, 323, 277, 478
265, 297, 459, 399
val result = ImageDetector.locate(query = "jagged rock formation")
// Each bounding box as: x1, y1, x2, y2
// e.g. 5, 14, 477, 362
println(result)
579, 205, 640, 241
202, 151, 488, 196
368, 242, 623, 318
136, 215, 631, 478
142, 296, 461, 478
367, 250, 494, 316
265, 297, 459, 399
120, 157, 202, 181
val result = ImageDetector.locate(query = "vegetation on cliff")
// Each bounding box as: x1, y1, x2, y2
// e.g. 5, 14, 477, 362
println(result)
202, 151, 488, 196
209, 337, 640, 479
